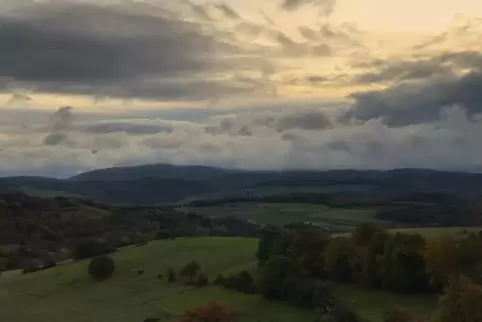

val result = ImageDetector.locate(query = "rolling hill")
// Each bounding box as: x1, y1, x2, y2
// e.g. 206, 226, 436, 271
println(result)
1, 165, 482, 204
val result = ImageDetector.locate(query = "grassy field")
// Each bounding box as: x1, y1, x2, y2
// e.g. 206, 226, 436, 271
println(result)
389, 227, 482, 239
0, 237, 437, 322
180, 202, 382, 231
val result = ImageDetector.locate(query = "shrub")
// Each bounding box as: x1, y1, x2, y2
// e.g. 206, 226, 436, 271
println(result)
178, 301, 235, 322
88, 256, 115, 280
236, 271, 255, 293
195, 273, 209, 288
157, 274, 163, 280
180, 261, 201, 284
137, 270, 145, 275
167, 267, 176, 282
213, 274, 224, 285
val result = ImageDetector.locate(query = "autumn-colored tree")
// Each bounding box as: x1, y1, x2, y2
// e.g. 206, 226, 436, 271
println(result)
432, 275, 482, 322
424, 235, 461, 290
181, 261, 201, 283
323, 237, 360, 283
178, 301, 236, 322
383, 307, 425, 322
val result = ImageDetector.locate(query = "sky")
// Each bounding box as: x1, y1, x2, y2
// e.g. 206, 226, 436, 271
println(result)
1, 0, 482, 177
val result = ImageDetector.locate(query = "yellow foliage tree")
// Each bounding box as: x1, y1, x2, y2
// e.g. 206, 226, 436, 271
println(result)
424, 235, 461, 290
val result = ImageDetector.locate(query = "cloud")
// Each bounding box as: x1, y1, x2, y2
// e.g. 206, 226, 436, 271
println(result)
352, 51, 482, 84
214, 3, 241, 20
345, 51, 482, 126
0, 1, 273, 101
280, 0, 336, 16
2, 103, 482, 177
6, 92, 31, 105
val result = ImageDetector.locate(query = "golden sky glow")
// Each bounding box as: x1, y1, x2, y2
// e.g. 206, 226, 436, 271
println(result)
1, 0, 482, 110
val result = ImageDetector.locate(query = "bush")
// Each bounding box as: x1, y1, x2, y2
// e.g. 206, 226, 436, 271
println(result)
167, 267, 176, 282
157, 274, 163, 280
236, 271, 255, 293
178, 301, 235, 322
88, 256, 115, 280
137, 270, 145, 275
195, 273, 209, 288
213, 274, 224, 285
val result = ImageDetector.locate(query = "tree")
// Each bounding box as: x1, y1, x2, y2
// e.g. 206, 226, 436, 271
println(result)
258, 255, 300, 299
178, 301, 236, 322
195, 273, 208, 288
181, 261, 201, 284
88, 256, 115, 280
323, 237, 359, 283
360, 231, 390, 287
167, 267, 176, 282
432, 275, 482, 322
256, 230, 281, 265
289, 230, 330, 278
352, 222, 384, 246
424, 235, 461, 290
379, 233, 429, 293
236, 271, 255, 293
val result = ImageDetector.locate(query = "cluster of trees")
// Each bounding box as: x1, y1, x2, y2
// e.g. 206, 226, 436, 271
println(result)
257, 224, 482, 294
376, 193, 481, 226
214, 271, 256, 294
166, 261, 208, 288
0, 192, 264, 272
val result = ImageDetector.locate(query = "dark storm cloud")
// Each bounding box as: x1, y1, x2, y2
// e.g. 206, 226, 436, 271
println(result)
345, 51, 482, 126
0, 1, 261, 100
347, 70, 482, 126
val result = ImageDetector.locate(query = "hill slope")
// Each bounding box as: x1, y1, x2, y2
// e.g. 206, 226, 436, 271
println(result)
2, 165, 482, 204
0, 237, 436, 322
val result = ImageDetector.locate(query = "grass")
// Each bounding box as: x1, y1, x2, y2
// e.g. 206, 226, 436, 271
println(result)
0, 237, 437, 322
180, 202, 381, 231
389, 227, 482, 238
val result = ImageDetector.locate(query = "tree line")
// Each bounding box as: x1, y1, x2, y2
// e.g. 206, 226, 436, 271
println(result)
255, 223, 482, 321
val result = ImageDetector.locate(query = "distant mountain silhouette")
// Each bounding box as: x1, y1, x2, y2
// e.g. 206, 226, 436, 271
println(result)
1, 164, 482, 204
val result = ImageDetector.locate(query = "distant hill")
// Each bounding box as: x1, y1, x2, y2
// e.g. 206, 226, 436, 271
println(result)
69, 164, 237, 181
1, 165, 482, 204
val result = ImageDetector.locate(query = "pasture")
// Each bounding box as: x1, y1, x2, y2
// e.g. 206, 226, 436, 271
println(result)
0, 237, 437, 322
180, 202, 382, 232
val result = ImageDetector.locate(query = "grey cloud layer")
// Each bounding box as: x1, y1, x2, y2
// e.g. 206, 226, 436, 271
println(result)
1, 104, 482, 176
0, 1, 273, 100
346, 51, 482, 126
